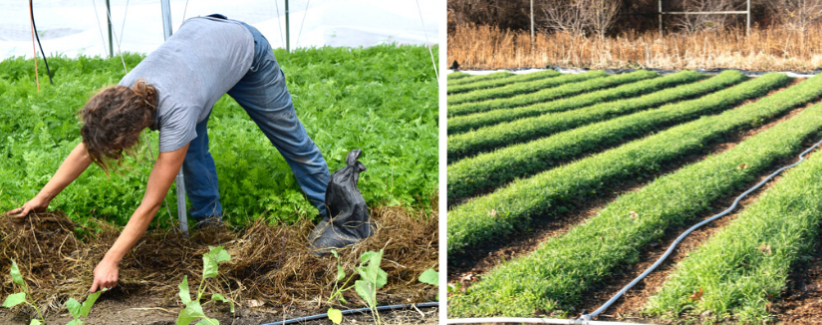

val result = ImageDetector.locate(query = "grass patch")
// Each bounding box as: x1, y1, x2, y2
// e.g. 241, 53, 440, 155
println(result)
447, 70, 744, 162
447, 70, 708, 135
447, 72, 784, 199
447, 71, 608, 109
447, 71, 513, 86
449, 96, 822, 317
447, 70, 560, 94
446, 72, 811, 255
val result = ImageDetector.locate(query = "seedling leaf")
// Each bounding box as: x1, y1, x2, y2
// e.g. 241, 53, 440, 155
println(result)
336, 265, 345, 282
177, 301, 207, 325
66, 320, 82, 325
376, 269, 388, 288
203, 246, 230, 279
66, 298, 82, 318
359, 251, 376, 264
354, 280, 376, 307
211, 294, 235, 313
328, 308, 343, 324
194, 319, 219, 325
331, 250, 339, 258
29, 319, 42, 325
418, 269, 439, 286
365, 250, 384, 286
2, 292, 26, 308
80, 291, 103, 318
178, 275, 191, 305
10, 259, 24, 286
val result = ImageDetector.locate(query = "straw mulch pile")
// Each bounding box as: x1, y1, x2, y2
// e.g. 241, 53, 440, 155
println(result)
0, 206, 438, 315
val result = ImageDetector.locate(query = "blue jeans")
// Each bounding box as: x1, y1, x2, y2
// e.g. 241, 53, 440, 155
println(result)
182, 20, 330, 224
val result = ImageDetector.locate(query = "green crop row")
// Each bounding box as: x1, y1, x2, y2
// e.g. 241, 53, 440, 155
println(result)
449, 87, 822, 318
447, 70, 710, 135
646, 132, 822, 322
447, 70, 609, 109
447, 70, 744, 162
447, 70, 561, 94
447, 71, 513, 86
447, 72, 798, 255
447, 73, 783, 198
447, 71, 471, 80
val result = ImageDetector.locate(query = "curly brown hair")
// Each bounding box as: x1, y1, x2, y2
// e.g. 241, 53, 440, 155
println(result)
79, 79, 158, 174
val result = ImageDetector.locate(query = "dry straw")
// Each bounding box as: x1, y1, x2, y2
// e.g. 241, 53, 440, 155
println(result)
448, 23, 822, 71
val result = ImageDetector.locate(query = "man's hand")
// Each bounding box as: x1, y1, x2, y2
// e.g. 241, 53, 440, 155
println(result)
4, 195, 50, 218
90, 259, 119, 293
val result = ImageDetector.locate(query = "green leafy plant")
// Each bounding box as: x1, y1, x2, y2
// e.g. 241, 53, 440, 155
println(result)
64, 290, 103, 325
2, 259, 45, 325
447, 70, 559, 94
176, 246, 235, 325
324, 250, 388, 325
418, 268, 438, 300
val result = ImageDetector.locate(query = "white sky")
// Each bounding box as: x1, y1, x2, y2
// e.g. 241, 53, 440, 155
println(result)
0, 0, 440, 60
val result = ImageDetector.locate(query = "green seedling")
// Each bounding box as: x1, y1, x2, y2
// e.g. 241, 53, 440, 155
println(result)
418, 268, 439, 300
2, 259, 45, 325
176, 246, 235, 325
64, 290, 104, 325
324, 250, 388, 325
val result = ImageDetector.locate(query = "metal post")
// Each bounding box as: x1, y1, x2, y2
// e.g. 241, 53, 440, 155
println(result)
285, 0, 290, 52
658, 0, 663, 36
746, 0, 751, 35
106, 0, 112, 58
160, 0, 173, 40
530, 0, 534, 48
159, 0, 188, 236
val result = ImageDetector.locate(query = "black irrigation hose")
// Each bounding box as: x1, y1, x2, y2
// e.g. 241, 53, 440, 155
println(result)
260, 302, 439, 325
29, 0, 54, 85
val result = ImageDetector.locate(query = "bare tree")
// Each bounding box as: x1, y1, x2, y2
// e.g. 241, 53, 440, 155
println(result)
766, 0, 822, 32
589, 0, 622, 36
540, 0, 621, 36
673, 0, 741, 34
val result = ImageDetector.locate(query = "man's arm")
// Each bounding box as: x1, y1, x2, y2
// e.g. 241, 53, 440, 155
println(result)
5, 142, 92, 217
89, 144, 189, 293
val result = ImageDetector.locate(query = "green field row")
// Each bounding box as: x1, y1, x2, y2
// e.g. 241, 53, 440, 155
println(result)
447, 71, 745, 162
449, 88, 822, 317
646, 130, 822, 322
447, 72, 783, 199
447, 70, 561, 94
447, 73, 800, 255
447, 71, 471, 80
447, 71, 513, 86
447, 70, 707, 135
447, 71, 608, 109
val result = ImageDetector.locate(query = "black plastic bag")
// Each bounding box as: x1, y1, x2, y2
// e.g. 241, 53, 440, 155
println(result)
308, 149, 374, 254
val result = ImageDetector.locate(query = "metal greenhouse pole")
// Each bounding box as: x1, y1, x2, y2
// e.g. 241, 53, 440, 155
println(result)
160, 0, 189, 236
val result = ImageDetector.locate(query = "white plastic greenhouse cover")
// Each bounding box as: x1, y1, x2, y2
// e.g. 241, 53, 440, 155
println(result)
0, 0, 440, 60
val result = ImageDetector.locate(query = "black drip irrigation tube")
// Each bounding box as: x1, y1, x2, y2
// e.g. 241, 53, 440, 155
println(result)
260, 302, 438, 325
29, 0, 54, 85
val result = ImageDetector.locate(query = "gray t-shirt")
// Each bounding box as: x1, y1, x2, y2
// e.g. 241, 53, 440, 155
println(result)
119, 17, 254, 152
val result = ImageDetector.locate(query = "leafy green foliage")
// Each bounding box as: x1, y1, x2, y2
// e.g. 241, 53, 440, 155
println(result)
447, 70, 708, 135
0, 45, 437, 227
177, 246, 233, 325
646, 118, 822, 321
328, 308, 343, 324
446, 71, 754, 199
447, 70, 560, 94
2, 259, 45, 324
418, 269, 438, 286
450, 97, 822, 317
447, 70, 745, 161
447, 71, 608, 109
447, 71, 512, 87
324, 250, 389, 325
447, 72, 821, 255
65, 291, 104, 325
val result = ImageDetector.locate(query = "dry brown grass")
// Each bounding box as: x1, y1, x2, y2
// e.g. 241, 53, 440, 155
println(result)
0, 206, 437, 316
448, 23, 822, 71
